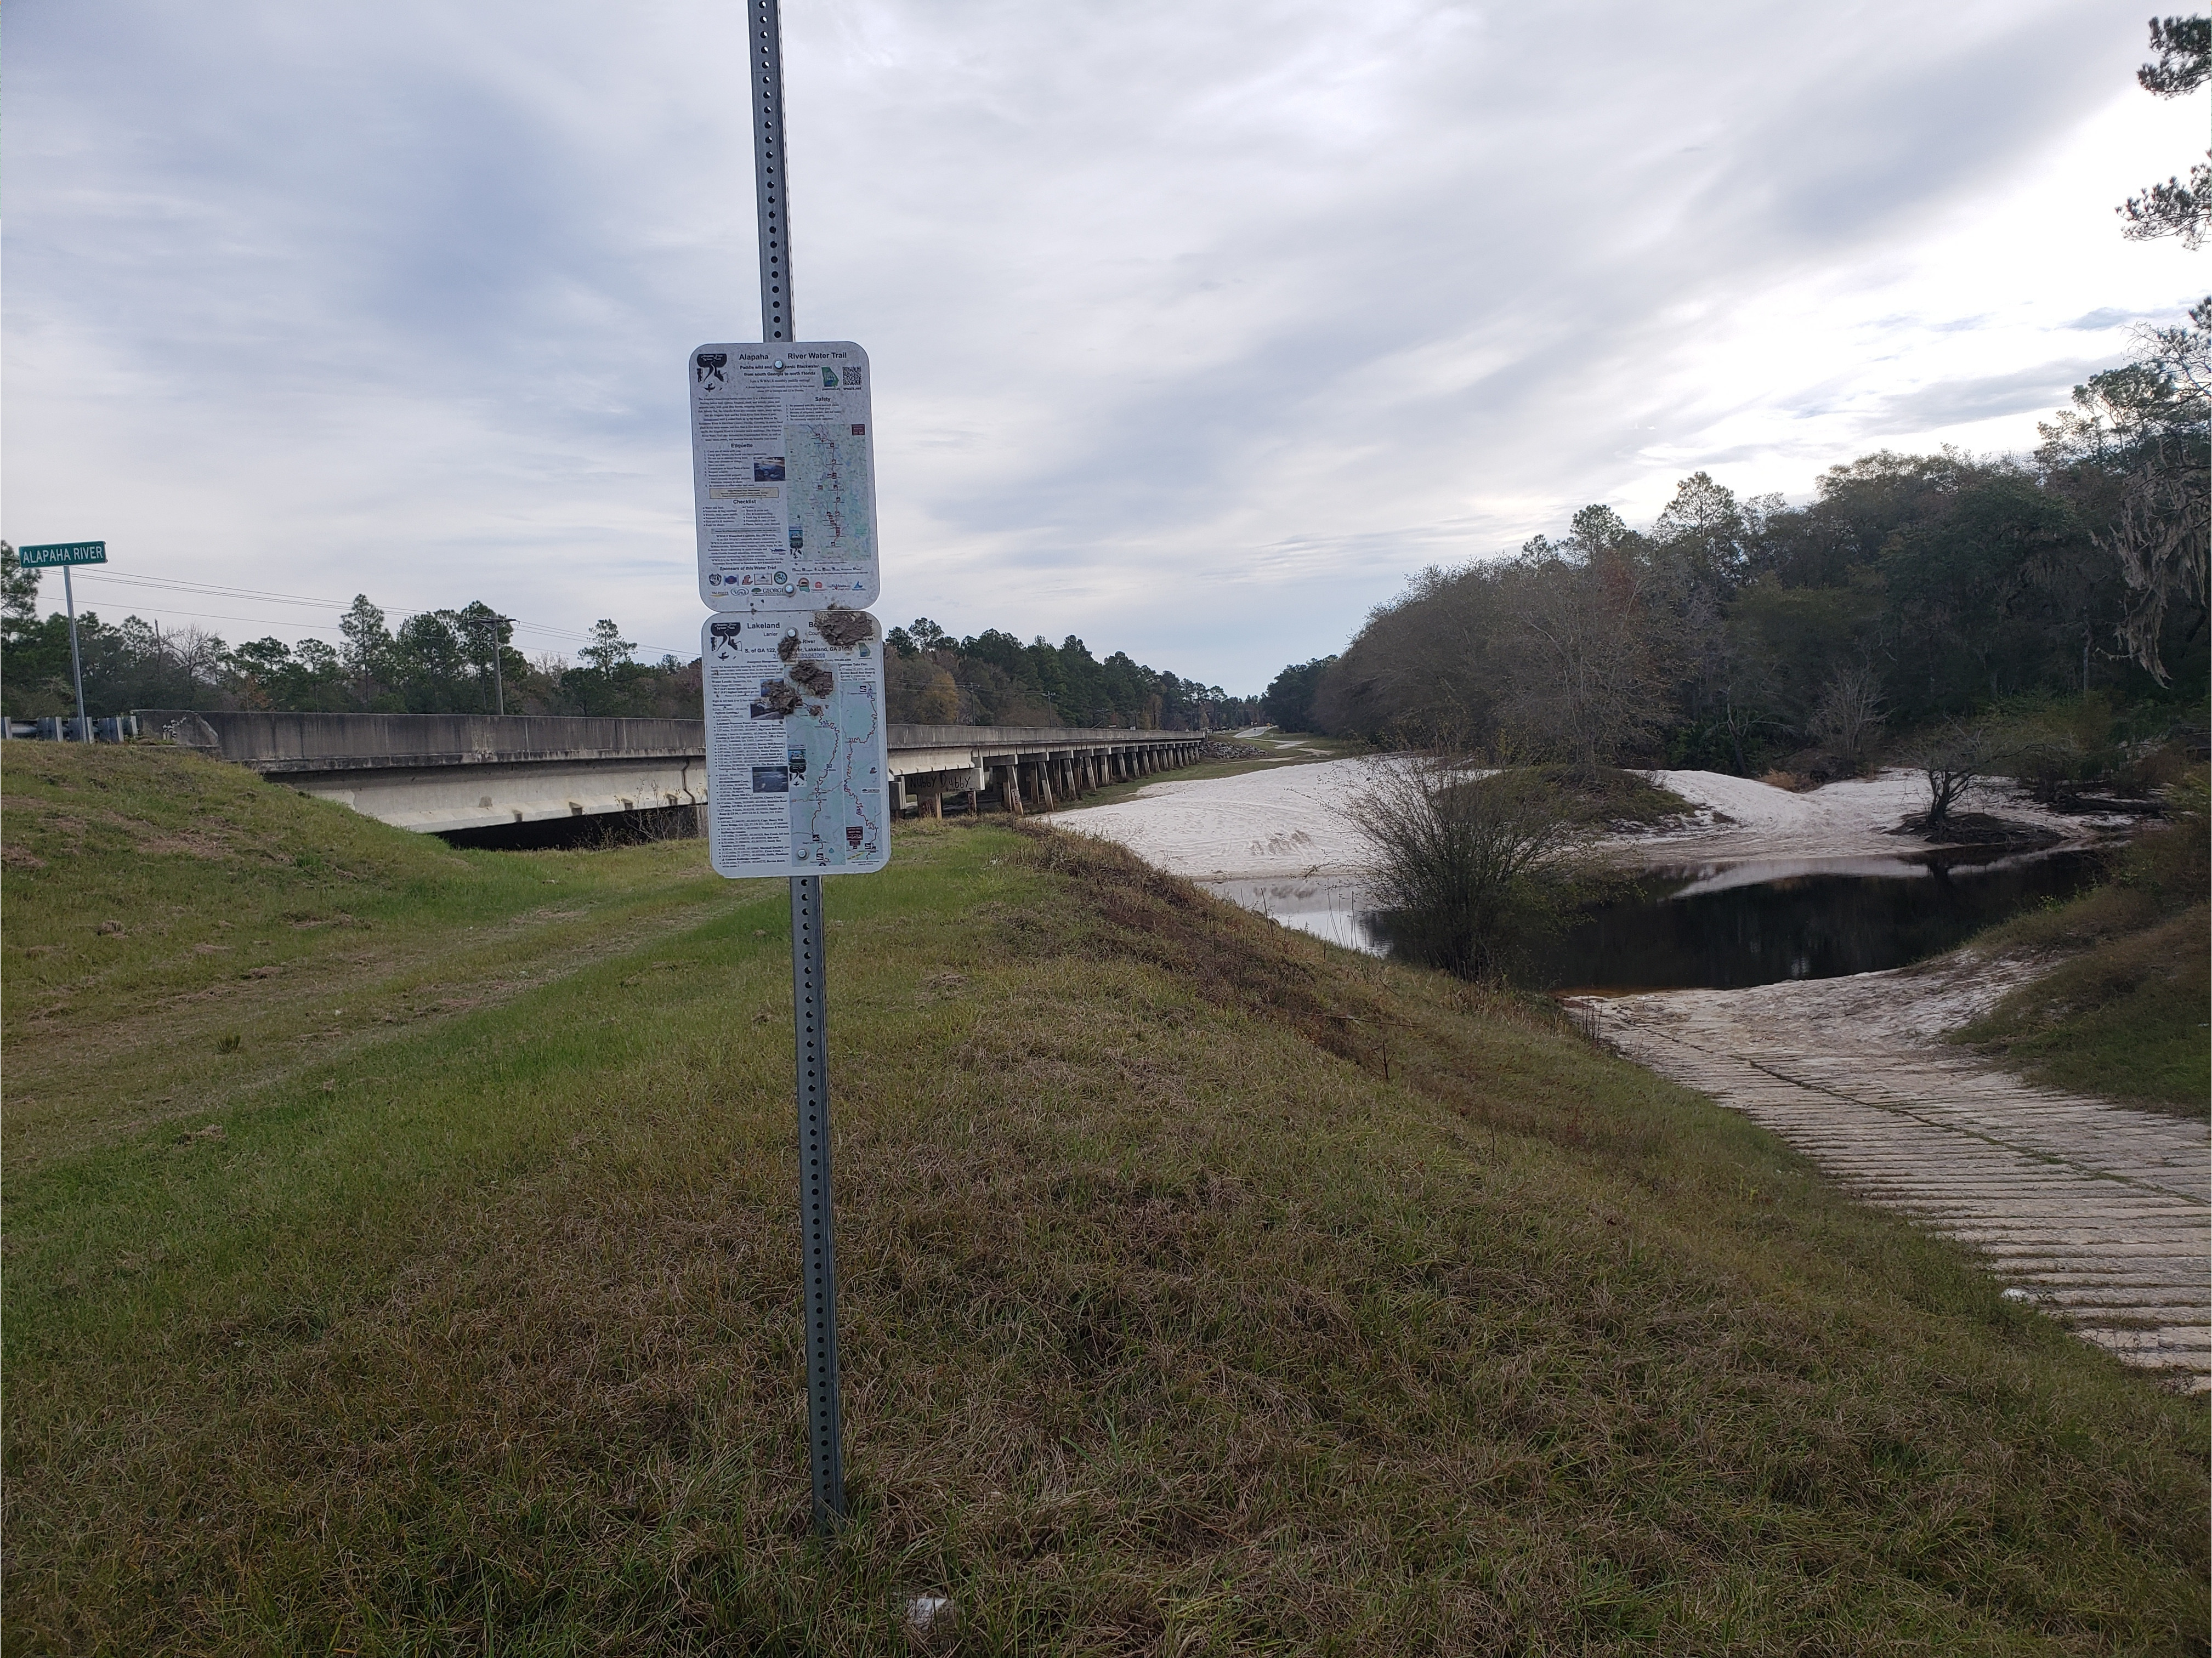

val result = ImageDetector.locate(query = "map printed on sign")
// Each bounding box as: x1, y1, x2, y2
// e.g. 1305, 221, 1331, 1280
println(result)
701, 609, 889, 879
690, 341, 878, 612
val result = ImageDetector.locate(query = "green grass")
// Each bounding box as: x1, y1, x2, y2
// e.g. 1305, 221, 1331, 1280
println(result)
4, 743, 2206, 1653
1535, 763, 1696, 828
1952, 782, 2209, 1115
1956, 885, 2209, 1115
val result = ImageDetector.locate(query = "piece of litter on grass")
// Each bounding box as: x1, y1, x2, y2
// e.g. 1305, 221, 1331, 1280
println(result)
2001, 1287, 2032, 1302
904, 1595, 955, 1634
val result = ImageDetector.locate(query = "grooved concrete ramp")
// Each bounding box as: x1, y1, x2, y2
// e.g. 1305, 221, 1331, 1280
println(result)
1568, 966, 2210, 1390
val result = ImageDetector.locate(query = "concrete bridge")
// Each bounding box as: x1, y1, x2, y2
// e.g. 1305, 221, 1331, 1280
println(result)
133, 709, 1208, 835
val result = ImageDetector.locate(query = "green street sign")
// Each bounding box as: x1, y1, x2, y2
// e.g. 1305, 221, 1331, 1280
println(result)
19, 541, 107, 568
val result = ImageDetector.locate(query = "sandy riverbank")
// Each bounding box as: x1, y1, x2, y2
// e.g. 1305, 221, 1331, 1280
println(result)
1053, 759, 2120, 883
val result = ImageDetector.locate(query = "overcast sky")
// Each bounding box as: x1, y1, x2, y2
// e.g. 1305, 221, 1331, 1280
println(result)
5, 0, 2203, 693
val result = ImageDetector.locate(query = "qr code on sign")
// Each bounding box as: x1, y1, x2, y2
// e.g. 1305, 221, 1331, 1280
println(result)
842, 367, 863, 387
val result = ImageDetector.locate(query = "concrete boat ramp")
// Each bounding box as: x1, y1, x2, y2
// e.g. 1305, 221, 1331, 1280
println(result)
1567, 964, 2211, 1392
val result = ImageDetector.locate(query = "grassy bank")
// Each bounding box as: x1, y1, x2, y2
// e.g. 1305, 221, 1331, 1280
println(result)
1955, 771, 2209, 1116
3, 744, 2205, 1653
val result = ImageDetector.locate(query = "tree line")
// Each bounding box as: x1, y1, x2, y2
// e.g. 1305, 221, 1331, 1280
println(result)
1263, 303, 2209, 780
885, 619, 1256, 730
0, 569, 1256, 734
0, 580, 699, 721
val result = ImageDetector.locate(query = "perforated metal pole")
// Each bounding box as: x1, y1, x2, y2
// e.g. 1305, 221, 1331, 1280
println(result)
751, 0, 794, 348
750, 0, 844, 1534
788, 869, 844, 1529
63, 566, 88, 741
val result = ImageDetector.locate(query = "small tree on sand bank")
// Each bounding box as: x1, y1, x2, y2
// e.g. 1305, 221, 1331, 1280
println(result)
1907, 718, 2002, 830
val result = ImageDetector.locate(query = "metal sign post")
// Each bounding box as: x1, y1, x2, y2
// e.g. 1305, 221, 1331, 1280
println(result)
62, 569, 88, 742
685, 1, 888, 1537
755, 0, 838, 1535
20, 542, 107, 741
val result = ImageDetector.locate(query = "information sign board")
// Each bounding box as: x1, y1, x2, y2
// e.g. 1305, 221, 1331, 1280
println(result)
701, 607, 889, 878
690, 342, 878, 612
19, 542, 107, 568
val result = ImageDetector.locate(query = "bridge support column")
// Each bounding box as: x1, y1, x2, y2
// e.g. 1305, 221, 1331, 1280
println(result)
997, 764, 1022, 815
1033, 761, 1054, 811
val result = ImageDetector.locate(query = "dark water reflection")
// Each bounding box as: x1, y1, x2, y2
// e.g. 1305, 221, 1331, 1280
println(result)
1537, 848, 2105, 991
1206, 848, 2106, 992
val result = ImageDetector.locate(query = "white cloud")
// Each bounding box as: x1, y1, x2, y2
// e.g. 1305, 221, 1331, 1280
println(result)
4, 0, 2203, 691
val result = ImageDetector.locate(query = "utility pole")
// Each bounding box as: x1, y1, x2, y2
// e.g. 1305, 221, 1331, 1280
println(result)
481, 613, 512, 716
749, 0, 845, 1535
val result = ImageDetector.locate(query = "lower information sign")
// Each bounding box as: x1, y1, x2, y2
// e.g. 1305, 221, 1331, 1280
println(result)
702, 607, 890, 879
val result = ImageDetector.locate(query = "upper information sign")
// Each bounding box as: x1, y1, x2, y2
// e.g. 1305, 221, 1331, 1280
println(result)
690, 342, 878, 612
701, 607, 889, 879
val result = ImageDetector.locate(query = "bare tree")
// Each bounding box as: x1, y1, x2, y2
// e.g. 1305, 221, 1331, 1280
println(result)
1499, 553, 1672, 772
1808, 665, 1885, 770
1905, 719, 2000, 830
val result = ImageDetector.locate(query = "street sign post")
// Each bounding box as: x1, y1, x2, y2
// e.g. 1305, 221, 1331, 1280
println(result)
683, 0, 890, 1535
20, 542, 106, 741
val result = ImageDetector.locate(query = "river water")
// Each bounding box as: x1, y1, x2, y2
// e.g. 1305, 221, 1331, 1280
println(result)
1199, 848, 2104, 992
